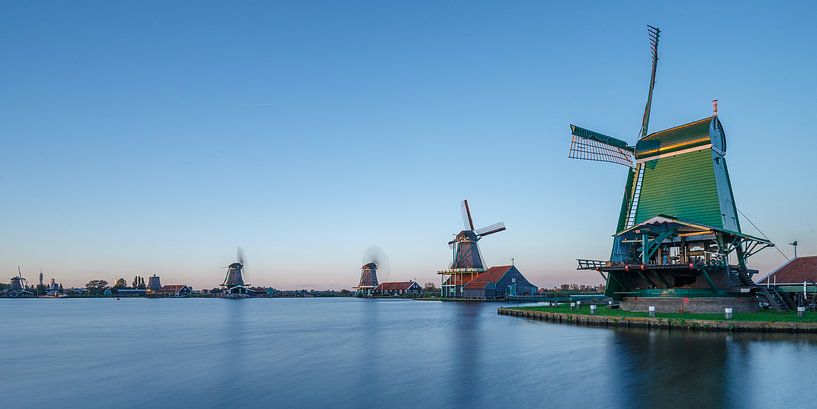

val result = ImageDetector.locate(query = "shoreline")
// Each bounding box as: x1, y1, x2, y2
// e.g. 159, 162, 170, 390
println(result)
498, 307, 817, 333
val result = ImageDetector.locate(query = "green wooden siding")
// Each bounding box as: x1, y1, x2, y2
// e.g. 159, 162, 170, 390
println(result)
634, 149, 723, 228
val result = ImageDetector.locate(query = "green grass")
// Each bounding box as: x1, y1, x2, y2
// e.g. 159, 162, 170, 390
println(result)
514, 304, 817, 323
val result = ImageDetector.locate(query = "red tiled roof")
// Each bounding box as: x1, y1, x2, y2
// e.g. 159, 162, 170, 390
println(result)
757, 256, 817, 284
443, 266, 515, 287
478, 265, 513, 282
464, 281, 494, 290
375, 281, 416, 291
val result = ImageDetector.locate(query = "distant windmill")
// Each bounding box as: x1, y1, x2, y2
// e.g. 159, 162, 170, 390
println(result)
448, 200, 506, 271
6, 266, 33, 298
10, 266, 26, 292
354, 246, 389, 297
221, 247, 250, 297
147, 275, 162, 292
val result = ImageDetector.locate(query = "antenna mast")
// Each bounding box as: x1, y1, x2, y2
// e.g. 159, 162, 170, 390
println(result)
639, 25, 661, 139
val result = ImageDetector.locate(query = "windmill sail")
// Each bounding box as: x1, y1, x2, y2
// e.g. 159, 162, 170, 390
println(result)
639, 25, 660, 139
568, 125, 634, 167
461, 200, 475, 230
476, 222, 506, 237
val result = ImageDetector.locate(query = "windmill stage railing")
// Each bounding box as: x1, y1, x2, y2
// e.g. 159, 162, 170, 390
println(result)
438, 267, 485, 274
576, 259, 609, 270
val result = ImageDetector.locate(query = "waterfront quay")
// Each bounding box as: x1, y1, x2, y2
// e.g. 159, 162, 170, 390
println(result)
499, 304, 817, 333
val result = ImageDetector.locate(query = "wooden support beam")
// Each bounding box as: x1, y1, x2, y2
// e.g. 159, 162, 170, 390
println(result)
637, 271, 657, 288
699, 268, 719, 294
606, 272, 626, 292
652, 271, 670, 287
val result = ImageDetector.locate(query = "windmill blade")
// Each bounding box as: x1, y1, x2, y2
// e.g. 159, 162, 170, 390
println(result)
448, 240, 456, 249
461, 200, 475, 231
476, 222, 506, 237
640, 25, 661, 139
229, 247, 249, 286
236, 247, 246, 266
363, 246, 391, 281
569, 125, 634, 168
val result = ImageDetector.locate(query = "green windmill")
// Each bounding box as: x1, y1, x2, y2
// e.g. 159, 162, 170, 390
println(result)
569, 26, 780, 312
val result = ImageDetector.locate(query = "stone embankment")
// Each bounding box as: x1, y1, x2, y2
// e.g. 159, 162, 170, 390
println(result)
498, 307, 817, 333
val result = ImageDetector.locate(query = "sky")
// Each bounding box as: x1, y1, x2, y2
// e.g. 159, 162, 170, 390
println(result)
2, 0, 816, 290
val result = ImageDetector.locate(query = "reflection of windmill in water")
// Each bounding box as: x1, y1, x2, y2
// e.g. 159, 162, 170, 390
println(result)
569, 26, 774, 312
354, 247, 389, 297
221, 248, 250, 299
439, 200, 506, 297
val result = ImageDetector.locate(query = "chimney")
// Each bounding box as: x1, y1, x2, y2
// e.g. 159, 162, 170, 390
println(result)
712, 99, 719, 116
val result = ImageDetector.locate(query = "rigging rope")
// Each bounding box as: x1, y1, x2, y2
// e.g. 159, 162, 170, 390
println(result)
737, 208, 790, 261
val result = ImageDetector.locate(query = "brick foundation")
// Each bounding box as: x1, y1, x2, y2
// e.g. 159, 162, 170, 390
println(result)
621, 296, 759, 313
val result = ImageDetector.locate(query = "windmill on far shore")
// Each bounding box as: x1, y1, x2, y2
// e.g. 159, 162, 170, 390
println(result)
221, 247, 250, 298
448, 200, 506, 271
439, 200, 506, 297
354, 246, 389, 297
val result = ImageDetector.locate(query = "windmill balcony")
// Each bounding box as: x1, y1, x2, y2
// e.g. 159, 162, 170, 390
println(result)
437, 268, 485, 274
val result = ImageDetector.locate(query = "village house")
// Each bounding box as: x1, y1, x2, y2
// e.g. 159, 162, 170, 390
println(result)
157, 285, 192, 297
755, 256, 817, 285
460, 265, 537, 300
373, 281, 423, 296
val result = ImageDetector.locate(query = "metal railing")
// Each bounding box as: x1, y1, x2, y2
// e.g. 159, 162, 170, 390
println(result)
576, 259, 608, 270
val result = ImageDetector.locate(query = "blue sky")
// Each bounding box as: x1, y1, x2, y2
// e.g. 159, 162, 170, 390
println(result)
2, 1, 816, 289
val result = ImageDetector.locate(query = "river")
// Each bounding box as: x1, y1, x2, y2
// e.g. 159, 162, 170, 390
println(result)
1, 298, 815, 409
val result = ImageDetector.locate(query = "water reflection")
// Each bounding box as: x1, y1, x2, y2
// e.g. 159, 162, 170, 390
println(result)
4, 299, 817, 409
354, 298, 382, 403
446, 303, 483, 408
217, 299, 248, 408
610, 329, 727, 408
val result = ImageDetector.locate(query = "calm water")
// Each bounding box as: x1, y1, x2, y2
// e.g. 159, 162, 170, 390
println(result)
2, 298, 816, 409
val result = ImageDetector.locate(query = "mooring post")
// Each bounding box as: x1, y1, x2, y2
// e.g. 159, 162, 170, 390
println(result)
590, 305, 597, 315
798, 306, 806, 318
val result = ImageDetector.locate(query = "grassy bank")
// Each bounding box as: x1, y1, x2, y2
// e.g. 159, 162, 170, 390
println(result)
514, 304, 817, 323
